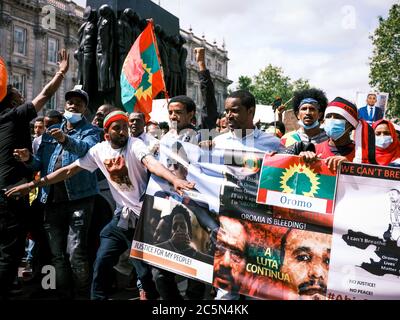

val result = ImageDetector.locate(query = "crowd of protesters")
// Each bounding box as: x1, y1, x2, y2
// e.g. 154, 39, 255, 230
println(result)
0, 46, 399, 301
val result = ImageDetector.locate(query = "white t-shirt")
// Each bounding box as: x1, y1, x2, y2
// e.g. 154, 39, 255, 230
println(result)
213, 128, 283, 153
75, 137, 150, 216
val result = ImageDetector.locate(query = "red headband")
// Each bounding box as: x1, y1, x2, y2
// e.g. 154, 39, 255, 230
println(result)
103, 111, 129, 131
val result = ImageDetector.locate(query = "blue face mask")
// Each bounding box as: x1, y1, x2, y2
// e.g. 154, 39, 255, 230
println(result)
298, 120, 319, 130
324, 118, 347, 141
375, 135, 393, 149
64, 110, 82, 124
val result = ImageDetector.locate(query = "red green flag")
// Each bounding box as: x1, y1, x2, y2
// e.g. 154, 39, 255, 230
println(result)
256, 154, 338, 214
120, 20, 166, 121
0, 56, 7, 102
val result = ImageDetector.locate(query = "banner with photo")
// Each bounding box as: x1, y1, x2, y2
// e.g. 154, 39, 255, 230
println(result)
356, 91, 389, 115
327, 163, 400, 300
131, 138, 400, 300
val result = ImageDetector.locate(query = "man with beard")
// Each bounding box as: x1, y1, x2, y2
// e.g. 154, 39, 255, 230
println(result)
6, 110, 194, 300
213, 216, 247, 296
280, 229, 331, 300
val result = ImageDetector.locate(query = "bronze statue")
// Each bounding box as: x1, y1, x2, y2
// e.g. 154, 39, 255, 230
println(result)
130, 11, 142, 42
117, 8, 135, 73
155, 24, 169, 93
97, 4, 116, 101
178, 35, 188, 95
75, 6, 98, 99
167, 35, 182, 97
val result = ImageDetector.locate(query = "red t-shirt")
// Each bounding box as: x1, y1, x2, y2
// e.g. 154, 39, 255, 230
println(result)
315, 140, 355, 161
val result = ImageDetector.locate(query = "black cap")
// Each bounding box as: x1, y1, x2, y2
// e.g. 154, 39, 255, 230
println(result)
65, 87, 89, 106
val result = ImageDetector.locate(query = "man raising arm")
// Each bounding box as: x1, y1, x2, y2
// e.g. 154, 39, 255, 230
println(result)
6, 111, 194, 300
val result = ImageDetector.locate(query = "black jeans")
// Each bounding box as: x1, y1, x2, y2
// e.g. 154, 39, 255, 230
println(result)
91, 214, 158, 300
152, 267, 205, 300
43, 196, 95, 299
0, 193, 28, 299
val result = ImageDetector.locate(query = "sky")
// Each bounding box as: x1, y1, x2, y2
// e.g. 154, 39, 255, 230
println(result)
74, 0, 398, 102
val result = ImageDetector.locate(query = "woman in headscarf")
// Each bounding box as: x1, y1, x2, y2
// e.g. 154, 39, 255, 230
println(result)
372, 119, 400, 166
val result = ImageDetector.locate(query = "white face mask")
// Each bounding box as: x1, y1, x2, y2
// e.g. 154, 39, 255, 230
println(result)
375, 135, 393, 149
64, 110, 82, 124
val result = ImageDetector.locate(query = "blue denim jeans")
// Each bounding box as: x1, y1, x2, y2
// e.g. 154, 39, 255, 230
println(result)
91, 212, 158, 300
43, 196, 94, 299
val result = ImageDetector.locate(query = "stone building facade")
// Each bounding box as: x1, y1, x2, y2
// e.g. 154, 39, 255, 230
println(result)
0, 0, 83, 114
180, 27, 232, 115
0, 0, 232, 117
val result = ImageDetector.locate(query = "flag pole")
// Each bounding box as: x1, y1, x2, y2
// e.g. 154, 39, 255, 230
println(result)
148, 19, 169, 100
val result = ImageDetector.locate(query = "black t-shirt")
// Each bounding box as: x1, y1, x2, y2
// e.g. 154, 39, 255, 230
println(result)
0, 102, 37, 189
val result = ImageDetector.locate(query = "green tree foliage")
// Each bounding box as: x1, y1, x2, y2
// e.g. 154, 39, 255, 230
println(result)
237, 64, 310, 108
237, 75, 254, 91
369, 4, 400, 119
292, 78, 311, 92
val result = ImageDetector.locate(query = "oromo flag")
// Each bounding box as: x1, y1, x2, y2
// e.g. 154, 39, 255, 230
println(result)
120, 20, 166, 121
256, 154, 338, 214
0, 56, 7, 102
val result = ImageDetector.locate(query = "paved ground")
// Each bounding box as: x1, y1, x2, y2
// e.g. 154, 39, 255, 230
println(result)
9, 260, 213, 300
9, 265, 140, 300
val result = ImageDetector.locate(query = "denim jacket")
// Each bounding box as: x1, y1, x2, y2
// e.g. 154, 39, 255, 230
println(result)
29, 118, 100, 203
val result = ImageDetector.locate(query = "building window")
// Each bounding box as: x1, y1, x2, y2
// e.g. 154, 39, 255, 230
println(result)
217, 62, 222, 73
206, 58, 211, 68
192, 85, 198, 103
47, 37, 59, 63
14, 27, 27, 55
11, 74, 26, 97
191, 48, 195, 62
46, 93, 57, 110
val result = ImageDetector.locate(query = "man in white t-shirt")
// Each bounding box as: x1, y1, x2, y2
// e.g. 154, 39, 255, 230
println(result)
6, 110, 194, 300
212, 90, 283, 300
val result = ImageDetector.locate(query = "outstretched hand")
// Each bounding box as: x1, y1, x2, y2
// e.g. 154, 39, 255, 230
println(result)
172, 179, 195, 196
58, 49, 69, 75
13, 148, 30, 162
48, 128, 66, 143
5, 182, 32, 198
194, 47, 206, 71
